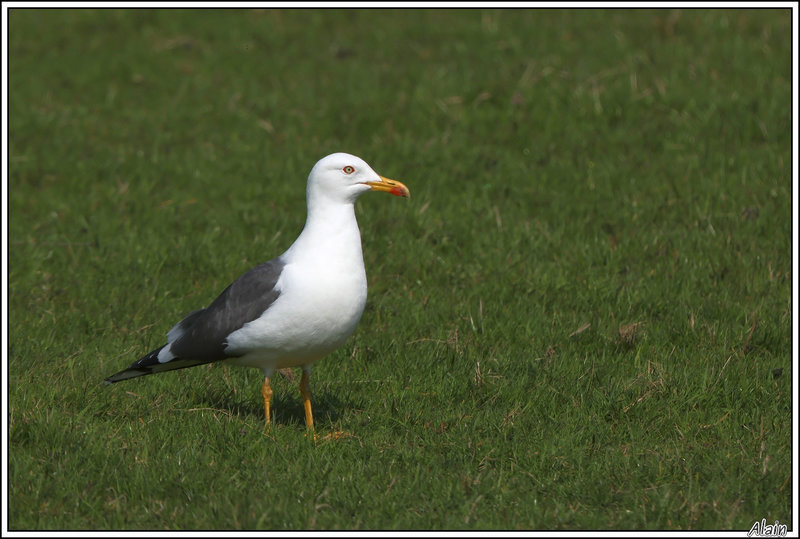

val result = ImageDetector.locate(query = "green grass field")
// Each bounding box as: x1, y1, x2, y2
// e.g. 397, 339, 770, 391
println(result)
7, 8, 793, 531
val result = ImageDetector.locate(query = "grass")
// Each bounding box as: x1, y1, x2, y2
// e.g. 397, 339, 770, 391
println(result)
6, 7, 793, 531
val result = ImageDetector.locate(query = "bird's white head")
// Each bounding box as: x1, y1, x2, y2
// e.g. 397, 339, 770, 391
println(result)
307, 153, 410, 206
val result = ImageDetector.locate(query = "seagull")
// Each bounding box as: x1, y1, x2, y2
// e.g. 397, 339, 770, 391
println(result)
105, 153, 410, 431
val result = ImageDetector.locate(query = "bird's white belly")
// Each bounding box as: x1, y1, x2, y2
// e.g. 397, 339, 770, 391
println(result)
224, 261, 367, 372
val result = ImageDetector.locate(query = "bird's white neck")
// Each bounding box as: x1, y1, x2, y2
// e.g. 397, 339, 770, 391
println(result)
285, 200, 364, 266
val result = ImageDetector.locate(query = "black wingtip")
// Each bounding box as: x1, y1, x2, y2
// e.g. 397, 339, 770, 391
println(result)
104, 346, 166, 384
104, 367, 154, 384
104, 345, 217, 384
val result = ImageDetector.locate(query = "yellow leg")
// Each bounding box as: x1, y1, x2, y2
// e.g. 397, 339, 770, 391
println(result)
300, 369, 314, 431
262, 376, 272, 425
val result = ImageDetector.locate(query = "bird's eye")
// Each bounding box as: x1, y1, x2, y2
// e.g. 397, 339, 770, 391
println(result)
343, 166, 355, 174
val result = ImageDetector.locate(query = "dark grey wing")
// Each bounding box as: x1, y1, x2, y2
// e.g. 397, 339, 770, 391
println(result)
104, 258, 284, 384
166, 309, 205, 342
169, 258, 285, 361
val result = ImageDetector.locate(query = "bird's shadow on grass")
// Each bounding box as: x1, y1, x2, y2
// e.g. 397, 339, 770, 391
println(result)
196, 386, 349, 429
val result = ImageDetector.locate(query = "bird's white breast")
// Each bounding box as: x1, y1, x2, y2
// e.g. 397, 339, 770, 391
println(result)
224, 219, 368, 370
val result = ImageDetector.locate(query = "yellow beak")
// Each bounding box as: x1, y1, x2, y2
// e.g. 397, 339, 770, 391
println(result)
366, 176, 410, 198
